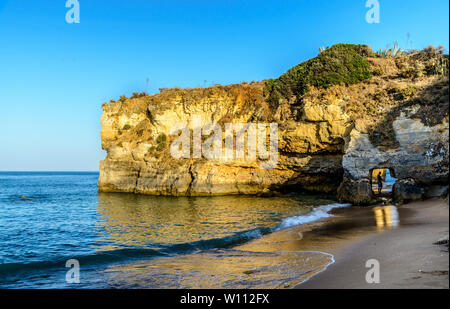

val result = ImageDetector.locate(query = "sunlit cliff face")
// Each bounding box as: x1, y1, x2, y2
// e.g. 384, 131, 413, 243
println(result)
98, 83, 349, 196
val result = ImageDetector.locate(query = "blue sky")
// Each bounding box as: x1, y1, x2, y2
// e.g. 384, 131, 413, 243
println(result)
0, 0, 448, 171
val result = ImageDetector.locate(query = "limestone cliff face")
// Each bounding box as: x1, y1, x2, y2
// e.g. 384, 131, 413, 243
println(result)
337, 113, 448, 204
99, 45, 449, 203
98, 83, 349, 196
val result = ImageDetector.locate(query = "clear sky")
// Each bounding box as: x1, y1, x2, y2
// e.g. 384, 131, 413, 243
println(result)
0, 0, 448, 171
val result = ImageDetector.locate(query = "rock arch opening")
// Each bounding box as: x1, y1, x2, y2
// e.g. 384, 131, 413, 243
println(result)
370, 168, 397, 196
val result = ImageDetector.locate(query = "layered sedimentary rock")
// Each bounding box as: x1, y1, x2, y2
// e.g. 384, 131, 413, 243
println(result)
337, 111, 449, 204
99, 44, 449, 204
99, 84, 350, 196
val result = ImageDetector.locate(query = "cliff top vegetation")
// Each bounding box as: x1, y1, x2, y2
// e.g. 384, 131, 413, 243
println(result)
105, 43, 448, 149
264, 44, 374, 108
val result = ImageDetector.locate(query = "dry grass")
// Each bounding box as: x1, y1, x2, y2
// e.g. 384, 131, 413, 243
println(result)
106, 46, 449, 150
301, 50, 449, 148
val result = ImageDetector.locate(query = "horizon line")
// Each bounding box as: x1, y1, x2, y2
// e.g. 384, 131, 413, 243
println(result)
0, 170, 100, 172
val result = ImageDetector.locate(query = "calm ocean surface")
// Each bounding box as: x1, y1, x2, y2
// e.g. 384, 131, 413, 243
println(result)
0, 172, 348, 288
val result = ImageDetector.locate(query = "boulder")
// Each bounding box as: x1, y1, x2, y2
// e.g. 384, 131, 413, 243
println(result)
393, 179, 425, 202
337, 178, 376, 205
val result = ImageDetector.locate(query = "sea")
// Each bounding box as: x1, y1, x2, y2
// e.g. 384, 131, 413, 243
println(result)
0, 172, 350, 288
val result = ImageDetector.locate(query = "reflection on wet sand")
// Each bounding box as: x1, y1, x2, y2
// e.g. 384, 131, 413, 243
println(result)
373, 205, 400, 229
94, 193, 403, 289
237, 204, 406, 256
100, 204, 404, 289
94, 193, 339, 288
103, 249, 334, 289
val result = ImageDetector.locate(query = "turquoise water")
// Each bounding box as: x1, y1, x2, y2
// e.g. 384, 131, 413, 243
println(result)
385, 169, 397, 185
0, 172, 345, 288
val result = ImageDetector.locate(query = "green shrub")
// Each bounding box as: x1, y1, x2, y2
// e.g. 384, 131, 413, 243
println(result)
119, 95, 127, 102
156, 133, 167, 144
155, 133, 167, 151
122, 124, 131, 130
264, 44, 373, 108
399, 85, 416, 100
131, 92, 147, 99
375, 42, 406, 58
156, 142, 166, 152
398, 46, 449, 79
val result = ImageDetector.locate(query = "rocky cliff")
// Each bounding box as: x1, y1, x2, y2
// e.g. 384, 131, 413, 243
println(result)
98, 44, 449, 204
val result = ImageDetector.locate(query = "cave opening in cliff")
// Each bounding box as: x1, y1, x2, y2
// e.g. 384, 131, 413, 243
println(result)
370, 168, 397, 196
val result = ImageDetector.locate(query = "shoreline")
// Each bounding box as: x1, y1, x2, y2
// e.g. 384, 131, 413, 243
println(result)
235, 198, 449, 289
294, 198, 449, 289
4, 192, 446, 289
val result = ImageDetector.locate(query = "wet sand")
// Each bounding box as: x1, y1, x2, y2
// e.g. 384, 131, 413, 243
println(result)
95, 198, 448, 289
295, 199, 449, 289
236, 198, 448, 289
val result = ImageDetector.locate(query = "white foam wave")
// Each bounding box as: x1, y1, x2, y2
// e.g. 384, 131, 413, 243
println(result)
277, 203, 351, 230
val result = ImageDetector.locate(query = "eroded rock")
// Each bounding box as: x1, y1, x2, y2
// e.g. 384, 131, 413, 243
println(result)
338, 114, 449, 204
98, 85, 348, 196
98, 48, 449, 201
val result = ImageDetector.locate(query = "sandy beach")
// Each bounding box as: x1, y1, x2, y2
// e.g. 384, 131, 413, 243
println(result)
295, 199, 449, 289
234, 198, 449, 289
95, 197, 450, 289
